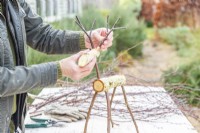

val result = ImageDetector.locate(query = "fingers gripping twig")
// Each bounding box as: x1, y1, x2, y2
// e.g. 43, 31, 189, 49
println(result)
99, 17, 127, 47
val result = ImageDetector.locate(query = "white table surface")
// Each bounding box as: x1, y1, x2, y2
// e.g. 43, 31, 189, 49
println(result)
25, 86, 197, 133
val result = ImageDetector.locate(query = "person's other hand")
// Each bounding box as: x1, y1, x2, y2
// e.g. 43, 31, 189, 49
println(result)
84, 28, 113, 51
59, 50, 96, 80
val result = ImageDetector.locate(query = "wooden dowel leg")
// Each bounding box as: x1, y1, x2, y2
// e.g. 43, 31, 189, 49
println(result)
110, 87, 116, 106
121, 86, 139, 133
105, 92, 111, 133
110, 87, 117, 127
84, 92, 98, 133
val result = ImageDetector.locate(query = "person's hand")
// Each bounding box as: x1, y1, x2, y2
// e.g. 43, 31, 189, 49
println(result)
59, 50, 96, 80
84, 28, 113, 51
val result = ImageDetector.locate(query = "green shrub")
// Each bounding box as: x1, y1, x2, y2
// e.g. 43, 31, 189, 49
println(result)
109, 2, 146, 57
158, 26, 195, 56
80, 8, 105, 29
27, 48, 67, 65
119, 0, 142, 16
163, 60, 200, 106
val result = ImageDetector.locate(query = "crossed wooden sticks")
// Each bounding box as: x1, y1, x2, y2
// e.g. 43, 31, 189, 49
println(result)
75, 16, 139, 133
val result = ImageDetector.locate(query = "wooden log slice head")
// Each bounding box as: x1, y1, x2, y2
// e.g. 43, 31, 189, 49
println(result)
93, 80, 105, 92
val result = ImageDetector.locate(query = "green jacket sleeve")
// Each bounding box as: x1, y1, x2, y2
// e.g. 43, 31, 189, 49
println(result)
20, 1, 85, 54
0, 62, 57, 97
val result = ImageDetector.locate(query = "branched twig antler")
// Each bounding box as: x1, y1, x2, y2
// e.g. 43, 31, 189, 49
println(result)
75, 16, 101, 79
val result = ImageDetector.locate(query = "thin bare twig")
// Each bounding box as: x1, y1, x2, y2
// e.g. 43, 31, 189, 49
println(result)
75, 16, 101, 79
110, 87, 117, 127
112, 17, 121, 29
105, 92, 111, 133
75, 21, 94, 48
90, 19, 96, 37
99, 17, 124, 47
110, 88, 117, 106
121, 86, 139, 133
84, 92, 98, 133
76, 16, 85, 30
34, 91, 75, 111
107, 15, 109, 33
112, 27, 127, 30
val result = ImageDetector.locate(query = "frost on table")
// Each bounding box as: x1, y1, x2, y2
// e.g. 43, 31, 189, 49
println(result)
25, 86, 197, 133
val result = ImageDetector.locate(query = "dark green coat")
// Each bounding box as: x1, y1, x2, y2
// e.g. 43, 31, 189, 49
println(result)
0, 0, 84, 132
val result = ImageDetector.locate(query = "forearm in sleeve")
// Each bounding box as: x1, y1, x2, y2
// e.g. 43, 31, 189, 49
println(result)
0, 62, 58, 97
20, 1, 85, 54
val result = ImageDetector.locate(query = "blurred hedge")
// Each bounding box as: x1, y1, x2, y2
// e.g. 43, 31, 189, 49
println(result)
163, 29, 200, 107
158, 26, 195, 56
164, 60, 200, 106
109, 4, 146, 57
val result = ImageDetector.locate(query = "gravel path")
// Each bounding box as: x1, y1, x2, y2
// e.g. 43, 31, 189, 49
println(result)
119, 40, 178, 86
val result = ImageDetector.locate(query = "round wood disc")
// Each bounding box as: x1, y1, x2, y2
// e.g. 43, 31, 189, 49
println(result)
93, 80, 104, 92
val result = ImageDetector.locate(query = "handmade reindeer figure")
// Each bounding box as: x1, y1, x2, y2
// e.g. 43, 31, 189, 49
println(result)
75, 16, 139, 133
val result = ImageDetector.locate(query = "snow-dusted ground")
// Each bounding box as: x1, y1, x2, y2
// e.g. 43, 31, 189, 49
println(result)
25, 86, 197, 133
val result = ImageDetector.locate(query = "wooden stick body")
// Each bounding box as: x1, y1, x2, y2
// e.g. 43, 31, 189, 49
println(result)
93, 75, 126, 92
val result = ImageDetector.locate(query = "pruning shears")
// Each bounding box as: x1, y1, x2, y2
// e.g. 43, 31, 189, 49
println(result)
25, 117, 63, 128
